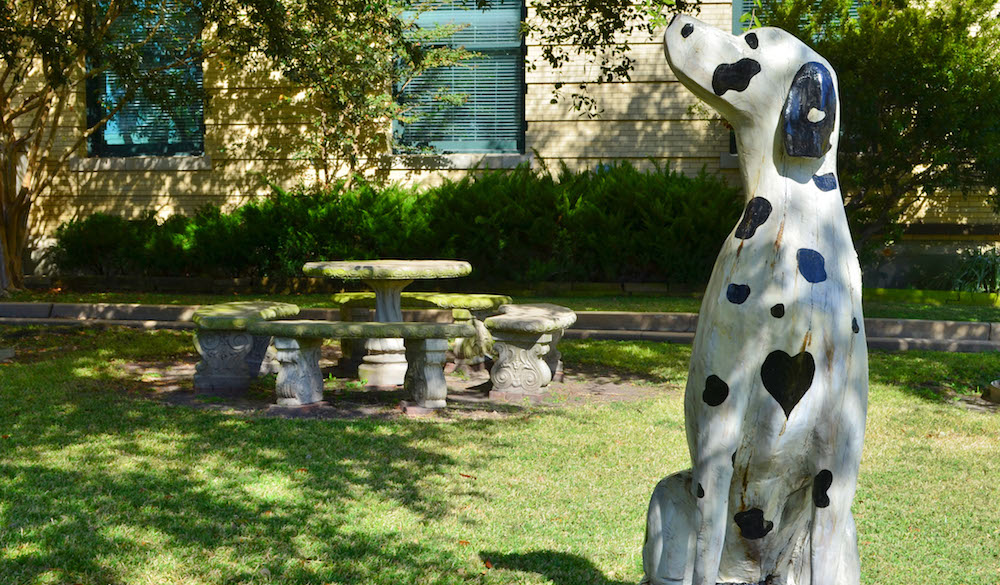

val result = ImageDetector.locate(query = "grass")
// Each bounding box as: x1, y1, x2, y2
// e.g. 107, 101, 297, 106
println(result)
7, 289, 1000, 322
1, 328, 998, 584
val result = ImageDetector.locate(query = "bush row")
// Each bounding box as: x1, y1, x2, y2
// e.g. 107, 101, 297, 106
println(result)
53, 162, 742, 285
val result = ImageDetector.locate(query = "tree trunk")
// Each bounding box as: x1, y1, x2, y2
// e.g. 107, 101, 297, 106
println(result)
0, 138, 29, 292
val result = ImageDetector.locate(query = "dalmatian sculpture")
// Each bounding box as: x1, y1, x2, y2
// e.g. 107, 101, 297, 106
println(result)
642, 15, 868, 585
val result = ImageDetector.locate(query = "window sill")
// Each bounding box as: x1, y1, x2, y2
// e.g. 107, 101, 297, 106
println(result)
389, 153, 531, 170
69, 155, 211, 172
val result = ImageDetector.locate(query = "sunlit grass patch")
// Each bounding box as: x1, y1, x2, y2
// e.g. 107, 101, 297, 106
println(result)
0, 330, 998, 584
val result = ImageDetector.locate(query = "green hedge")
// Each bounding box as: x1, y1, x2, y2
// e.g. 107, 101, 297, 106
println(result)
52, 162, 741, 285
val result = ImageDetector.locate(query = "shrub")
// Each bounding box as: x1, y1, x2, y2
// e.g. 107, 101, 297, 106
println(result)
951, 249, 1000, 294
52, 163, 741, 285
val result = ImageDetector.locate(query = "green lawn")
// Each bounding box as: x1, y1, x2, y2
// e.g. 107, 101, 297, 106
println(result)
1, 328, 998, 584
8, 289, 1000, 322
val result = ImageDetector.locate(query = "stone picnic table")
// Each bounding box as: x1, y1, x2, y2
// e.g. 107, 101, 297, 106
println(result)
302, 259, 472, 386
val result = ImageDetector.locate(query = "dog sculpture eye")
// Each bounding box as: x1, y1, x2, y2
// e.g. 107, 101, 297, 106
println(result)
745, 32, 759, 49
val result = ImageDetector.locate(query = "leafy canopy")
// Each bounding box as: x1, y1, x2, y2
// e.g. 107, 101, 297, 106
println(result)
761, 0, 1000, 254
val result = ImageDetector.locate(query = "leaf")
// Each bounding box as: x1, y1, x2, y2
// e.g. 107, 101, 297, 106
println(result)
459, 473, 476, 480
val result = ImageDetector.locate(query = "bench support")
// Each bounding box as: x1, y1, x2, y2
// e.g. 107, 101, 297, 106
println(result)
404, 338, 450, 409
489, 331, 553, 398
273, 337, 324, 406
194, 330, 255, 392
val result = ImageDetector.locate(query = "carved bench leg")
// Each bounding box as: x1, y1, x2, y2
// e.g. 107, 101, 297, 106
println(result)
488, 331, 553, 402
403, 338, 449, 410
194, 330, 254, 392
272, 336, 324, 406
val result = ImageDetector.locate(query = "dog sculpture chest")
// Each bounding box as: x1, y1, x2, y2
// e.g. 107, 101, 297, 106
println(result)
642, 16, 869, 585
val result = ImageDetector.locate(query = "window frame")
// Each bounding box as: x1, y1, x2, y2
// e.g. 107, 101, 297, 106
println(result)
394, 0, 527, 155
85, 3, 206, 158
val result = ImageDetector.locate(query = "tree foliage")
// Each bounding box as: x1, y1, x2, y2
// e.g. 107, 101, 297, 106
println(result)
761, 0, 1000, 255
0, 0, 297, 292
525, 0, 695, 116
0, 0, 469, 292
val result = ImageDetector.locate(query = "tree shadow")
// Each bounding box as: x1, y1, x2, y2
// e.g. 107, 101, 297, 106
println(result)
479, 550, 633, 585
0, 340, 511, 583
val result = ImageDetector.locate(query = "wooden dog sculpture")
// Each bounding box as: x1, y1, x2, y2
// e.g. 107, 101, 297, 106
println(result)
642, 15, 868, 585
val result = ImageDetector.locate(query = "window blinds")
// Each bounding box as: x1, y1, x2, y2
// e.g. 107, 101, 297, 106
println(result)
396, 0, 524, 154
87, 0, 204, 157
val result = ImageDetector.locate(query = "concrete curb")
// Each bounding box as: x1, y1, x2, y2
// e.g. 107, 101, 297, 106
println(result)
2, 303, 999, 353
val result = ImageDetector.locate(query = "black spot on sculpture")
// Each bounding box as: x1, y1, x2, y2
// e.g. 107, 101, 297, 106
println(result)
727, 283, 751, 304
761, 350, 815, 417
697, 483, 705, 498
734, 197, 772, 239
813, 173, 837, 192
681, 23, 694, 38
813, 470, 833, 508
745, 32, 758, 49
852, 317, 860, 333
734, 508, 773, 540
796, 248, 827, 283
712, 59, 762, 96
770, 304, 785, 318
703, 375, 729, 406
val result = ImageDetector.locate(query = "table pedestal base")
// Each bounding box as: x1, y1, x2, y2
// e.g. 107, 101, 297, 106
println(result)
359, 349, 408, 387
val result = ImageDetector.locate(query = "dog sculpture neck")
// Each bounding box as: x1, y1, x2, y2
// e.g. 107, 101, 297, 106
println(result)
643, 15, 869, 585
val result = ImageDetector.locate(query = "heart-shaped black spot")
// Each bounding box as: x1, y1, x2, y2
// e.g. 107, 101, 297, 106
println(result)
727, 283, 751, 304
734, 508, 773, 540
703, 375, 729, 406
761, 350, 815, 417
734, 197, 772, 239
813, 469, 833, 508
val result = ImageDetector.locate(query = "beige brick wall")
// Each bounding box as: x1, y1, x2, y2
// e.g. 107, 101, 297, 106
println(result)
26, 1, 998, 256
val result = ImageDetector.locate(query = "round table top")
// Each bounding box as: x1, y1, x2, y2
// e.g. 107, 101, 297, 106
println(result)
302, 259, 472, 280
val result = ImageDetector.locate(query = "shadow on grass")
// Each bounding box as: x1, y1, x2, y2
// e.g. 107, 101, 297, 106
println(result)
480, 550, 632, 585
0, 334, 515, 583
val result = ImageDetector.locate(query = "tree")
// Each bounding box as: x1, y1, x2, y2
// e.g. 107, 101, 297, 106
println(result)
0, 0, 472, 293
0, 0, 295, 292
760, 0, 1000, 256
525, 0, 694, 116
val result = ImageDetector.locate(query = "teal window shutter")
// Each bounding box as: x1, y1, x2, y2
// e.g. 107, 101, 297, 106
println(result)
87, 0, 204, 157
396, 0, 525, 154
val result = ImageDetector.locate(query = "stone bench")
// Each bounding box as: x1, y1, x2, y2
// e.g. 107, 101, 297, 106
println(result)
331, 292, 512, 372
484, 303, 577, 402
246, 319, 476, 411
191, 301, 300, 392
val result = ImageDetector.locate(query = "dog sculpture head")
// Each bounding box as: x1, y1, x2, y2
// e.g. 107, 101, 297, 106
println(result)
664, 15, 838, 159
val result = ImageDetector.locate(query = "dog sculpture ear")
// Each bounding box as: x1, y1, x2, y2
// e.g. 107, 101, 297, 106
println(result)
781, 62, 836, 158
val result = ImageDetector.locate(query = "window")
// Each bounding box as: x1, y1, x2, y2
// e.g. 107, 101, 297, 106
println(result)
395, 0, 525, 154
86, 0, 204, 157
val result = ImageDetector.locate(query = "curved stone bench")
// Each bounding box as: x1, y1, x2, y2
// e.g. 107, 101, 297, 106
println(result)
484, 303, 577, 401
331, 292, 512, 373
247, 319, 475, 410
191, 301, 300, 392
